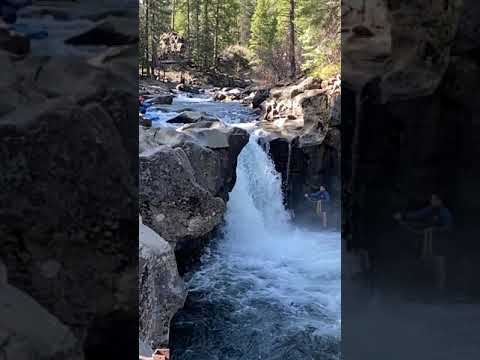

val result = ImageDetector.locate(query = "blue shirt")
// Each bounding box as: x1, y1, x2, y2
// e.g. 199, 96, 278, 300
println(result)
405, 206, 453, 228
308, 190, 330, 202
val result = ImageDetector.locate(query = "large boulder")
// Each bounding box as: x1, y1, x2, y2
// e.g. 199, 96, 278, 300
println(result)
139, 145, 225, 249
252, 88, 270, 108
139, 125, 190, 154
0, 96, 137, 352
0, 264, 84, 360
145, 94, 174, 105
179, 120, 248, 149
140, 123, 249, 201
139, 121, 249, 251
167, 111, 219, 124
139, 223, 186, 348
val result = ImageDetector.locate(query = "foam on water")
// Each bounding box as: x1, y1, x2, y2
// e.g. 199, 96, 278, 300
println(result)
144, 93, 255, 126
171, 132, 340, 359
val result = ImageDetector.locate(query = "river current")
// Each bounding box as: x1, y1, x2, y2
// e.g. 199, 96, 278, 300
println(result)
147, 94, 341, 360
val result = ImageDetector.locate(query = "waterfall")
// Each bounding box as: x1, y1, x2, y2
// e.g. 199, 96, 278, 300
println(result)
224, 134, 291, 241
171, 101, 340, 360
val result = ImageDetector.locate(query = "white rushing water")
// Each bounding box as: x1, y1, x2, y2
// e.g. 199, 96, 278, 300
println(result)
172, 125, 340, 359
144, 94, 255, 127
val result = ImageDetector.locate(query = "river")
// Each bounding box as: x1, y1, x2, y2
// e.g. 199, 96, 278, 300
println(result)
146, 94, 341, 360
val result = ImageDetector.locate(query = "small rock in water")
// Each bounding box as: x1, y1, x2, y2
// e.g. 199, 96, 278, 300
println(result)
140, 115, 152, 127
167, 111, 219, 124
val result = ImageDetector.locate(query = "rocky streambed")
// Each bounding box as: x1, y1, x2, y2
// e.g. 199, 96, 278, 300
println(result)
139, 77, 341, 359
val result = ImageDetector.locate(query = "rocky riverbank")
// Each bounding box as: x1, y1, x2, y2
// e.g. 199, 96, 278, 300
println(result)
258, 77, 341, 221
210, 76, 341, 223
138, 80, 250, 350
138, 74, 341, 350
1, 1, 138, 358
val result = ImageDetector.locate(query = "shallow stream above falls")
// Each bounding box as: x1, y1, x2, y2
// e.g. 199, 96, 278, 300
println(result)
143, 93, 257, 125
150, 94, 341, 360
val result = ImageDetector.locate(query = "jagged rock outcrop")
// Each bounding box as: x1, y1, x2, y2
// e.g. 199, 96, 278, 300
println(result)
342, 0, 462, 102
157, 32, 186, 59
139, 122, 249, 251
0, 263, 84, 360
139, 222, 186, 349
257, 77, 341, 221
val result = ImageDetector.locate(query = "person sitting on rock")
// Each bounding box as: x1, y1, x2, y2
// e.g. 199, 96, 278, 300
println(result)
393, 193, 453, 257
305, 185, 330, 227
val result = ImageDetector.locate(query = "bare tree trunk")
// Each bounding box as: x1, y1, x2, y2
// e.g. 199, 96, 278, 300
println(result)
186, 0, 191, 57
171, 0, 176, 31
288, 0, 296, 79
203, 0, 210, 69
195, 0, 200, 63
145, 0, 151, 77
213, 0, 221, 66
150, 0, 155, 78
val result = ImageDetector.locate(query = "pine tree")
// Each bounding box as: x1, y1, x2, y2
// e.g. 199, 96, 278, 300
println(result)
139, 0, 339, 81
249, 0, 278, 66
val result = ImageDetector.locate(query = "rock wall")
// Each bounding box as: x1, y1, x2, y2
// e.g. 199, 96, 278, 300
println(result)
139, 222, 186, 349
138, 118, 249, 349
342, 0, 480, 291
257, 77, 341, 223
139, 121, 249, 262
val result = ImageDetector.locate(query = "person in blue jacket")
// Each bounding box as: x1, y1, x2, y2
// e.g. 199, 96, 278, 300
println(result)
305, 185, 330, 227
394, 193, 453, 230
394, 193, 452, 261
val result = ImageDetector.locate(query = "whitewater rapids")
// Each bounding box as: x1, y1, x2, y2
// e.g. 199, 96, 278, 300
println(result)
171, 130, 340, 360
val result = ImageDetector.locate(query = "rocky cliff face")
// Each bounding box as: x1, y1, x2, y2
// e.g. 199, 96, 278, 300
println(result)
343, 0, 480, 290
1, 261, 84, 359
139, 222, 186, 349
342, 0, 462, 102
138, 116, 249, 349
139, 121, 249, 260
257, 77, 341, 222
0, 2, 138, 357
